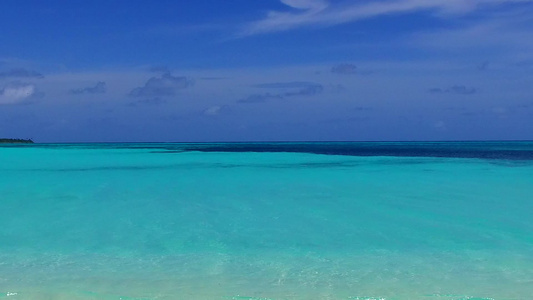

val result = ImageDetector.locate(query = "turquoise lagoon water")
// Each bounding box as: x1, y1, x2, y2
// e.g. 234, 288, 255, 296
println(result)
0, 142, 532, 300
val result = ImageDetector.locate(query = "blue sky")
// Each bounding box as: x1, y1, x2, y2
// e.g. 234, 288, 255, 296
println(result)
1, 0, 532, 142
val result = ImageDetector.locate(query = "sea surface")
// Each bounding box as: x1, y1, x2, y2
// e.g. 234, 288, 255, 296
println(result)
1, 142, 532, 300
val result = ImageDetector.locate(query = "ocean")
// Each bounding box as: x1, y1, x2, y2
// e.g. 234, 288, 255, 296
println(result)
1, 142, 532, 300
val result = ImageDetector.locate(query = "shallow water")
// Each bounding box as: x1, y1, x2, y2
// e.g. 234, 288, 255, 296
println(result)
1, 142, 532, 299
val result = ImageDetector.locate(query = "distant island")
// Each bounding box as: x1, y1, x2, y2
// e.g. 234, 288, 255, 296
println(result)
0, 138, 34, 144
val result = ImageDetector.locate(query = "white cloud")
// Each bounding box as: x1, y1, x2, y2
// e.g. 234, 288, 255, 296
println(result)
0, 82, 35, 104
203, 105, 225, 116
242, 0, 533, 35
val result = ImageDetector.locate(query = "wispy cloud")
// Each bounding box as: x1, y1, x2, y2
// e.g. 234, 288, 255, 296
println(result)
129, 72, 193, 98
253, 81, 320, 89
200, 77, 228, 81
331, 63, 357, 75
238, 93, 282, 104
242, 0, 533, 36
148, 65, 172, 73
477, 61, 490, 71
238, 81, 323, 104
70, 81, 106, 95
284, 83, 323, 96
128, 97, 167, 106
0, 68, 44, 79
429, 85, 477, 95
409, 14, 533, 55
203, 105, 230, 116
143, 23, 225, 37
0, 82, 36, 104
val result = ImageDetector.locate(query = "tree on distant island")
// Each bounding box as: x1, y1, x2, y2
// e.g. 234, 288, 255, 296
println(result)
0, 138, 34, 143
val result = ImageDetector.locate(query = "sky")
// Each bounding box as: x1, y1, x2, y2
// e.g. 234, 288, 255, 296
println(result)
1, 0, 532, 142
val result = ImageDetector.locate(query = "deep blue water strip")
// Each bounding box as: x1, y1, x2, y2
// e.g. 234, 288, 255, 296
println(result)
2, 141, 533, 160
